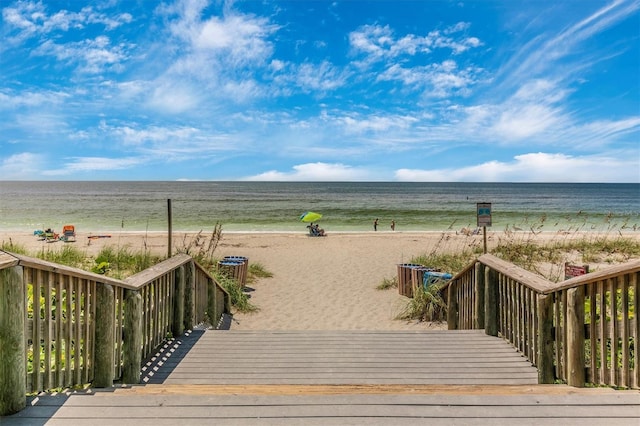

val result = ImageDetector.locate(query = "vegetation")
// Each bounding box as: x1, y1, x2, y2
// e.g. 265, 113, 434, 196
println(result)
379, 215, 640, 323
175, 225, 223, 269
396, 281, 447, 322
213, 271, 258, 313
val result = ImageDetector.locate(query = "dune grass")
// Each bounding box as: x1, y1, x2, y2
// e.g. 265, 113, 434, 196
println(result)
382, 214, 640, 322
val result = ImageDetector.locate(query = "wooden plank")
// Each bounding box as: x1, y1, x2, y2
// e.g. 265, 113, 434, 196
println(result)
6, 391, 636, 425
478, 254, 556, 293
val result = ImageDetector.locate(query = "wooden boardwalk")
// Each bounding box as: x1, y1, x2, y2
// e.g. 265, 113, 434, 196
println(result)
4, 329, 640, 425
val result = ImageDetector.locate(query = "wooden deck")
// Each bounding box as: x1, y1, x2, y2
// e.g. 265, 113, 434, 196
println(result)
4, 329, 640, 425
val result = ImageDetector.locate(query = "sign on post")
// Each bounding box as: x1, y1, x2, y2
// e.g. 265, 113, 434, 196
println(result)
564, 263, 589, 280
477, 203, 492, 227
476, 202, 492, 254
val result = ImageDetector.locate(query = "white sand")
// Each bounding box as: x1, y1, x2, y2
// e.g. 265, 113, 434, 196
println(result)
2, 229, 638, 331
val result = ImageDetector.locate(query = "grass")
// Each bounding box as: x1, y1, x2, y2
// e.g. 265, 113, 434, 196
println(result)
213, 271, 258, 313
396, 282, 447, 322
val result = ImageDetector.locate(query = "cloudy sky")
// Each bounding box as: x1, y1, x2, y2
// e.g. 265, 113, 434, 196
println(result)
1, 0, 639, 182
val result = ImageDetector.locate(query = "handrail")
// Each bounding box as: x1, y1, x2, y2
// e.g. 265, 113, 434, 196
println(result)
446, 253, 640, 389
543, 259, 640, 294
0, 250, 230, 416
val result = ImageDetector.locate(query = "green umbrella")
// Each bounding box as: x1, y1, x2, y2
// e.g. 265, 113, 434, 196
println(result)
300, 211, 322, 223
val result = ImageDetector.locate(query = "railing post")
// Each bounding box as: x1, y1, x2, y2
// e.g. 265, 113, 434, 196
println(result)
567, 287, 586, 387
183, 261, 195, 330
0, 265, 26, 416
484, 267, 498, 336
94, 283, 114, 388
123, 289, 143, 384
474, 262, 485, 329
173, 265, 185, 337
208, 276, 217, 327
447, 283, 458, 330
537, 293, 555, 384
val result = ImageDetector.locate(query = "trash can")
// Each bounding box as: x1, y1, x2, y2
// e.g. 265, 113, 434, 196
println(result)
423, 271, 453, 290
218, 260, 245, 285
223, 256, 249, 286
397, 263, 423, 297
410, 266, 441, 297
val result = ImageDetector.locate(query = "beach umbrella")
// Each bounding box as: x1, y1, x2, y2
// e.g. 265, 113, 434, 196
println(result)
300, 211, 322, 222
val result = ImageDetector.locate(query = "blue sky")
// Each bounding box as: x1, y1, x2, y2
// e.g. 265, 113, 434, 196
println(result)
1, 0, 639, 182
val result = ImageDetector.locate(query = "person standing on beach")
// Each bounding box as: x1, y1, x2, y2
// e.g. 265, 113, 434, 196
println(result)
391, 220, 395, 231
373, 218, 378, 231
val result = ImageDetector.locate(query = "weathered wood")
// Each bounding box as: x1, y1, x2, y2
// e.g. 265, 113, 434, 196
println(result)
478, 254, 556, 293
125, 254, 192, 290
551, 258, 640, 293
183, 261, 195, 330
94, 283, 114, 388
566, 287, 585, 387
173, 266, 185, 338
484, 267, 498, 337
447, 281, 458, 330
633, 271, 640, 389
0, 265, 26, 416
123, 290, 143, 384
537, 294, 555, 384
10, 252, 127, 288
474, 263, 485, 329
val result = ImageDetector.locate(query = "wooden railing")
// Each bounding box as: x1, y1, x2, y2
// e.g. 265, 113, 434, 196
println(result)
0, 251, 230, 416
446, 254, 640, 389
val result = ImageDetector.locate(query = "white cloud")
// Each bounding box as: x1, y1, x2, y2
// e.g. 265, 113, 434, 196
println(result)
42, 156, 144, 176
395, 152, 640, 183
246, 162, 375, 181
2, 1, 132, 43
0, 89, 69, 109
377, 60, 482, 98
0, 153, 43, 179
33, 36, 131, 74
349, 22, 482, 65
337, 113, 417, 134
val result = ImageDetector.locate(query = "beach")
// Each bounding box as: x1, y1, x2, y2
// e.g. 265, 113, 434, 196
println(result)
2, 229, 639, 331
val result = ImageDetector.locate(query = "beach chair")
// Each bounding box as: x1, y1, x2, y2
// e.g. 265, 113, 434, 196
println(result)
61, 225, 76, 242
44, 228, 59, 242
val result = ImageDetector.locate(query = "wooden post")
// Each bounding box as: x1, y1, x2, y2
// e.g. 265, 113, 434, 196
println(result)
123, 289, 143, 384
567, 287, 586, 387
0, 266, 26, 415
474, 262, 485, 329
484, 267, 498, 336
94, 283, 114, 388
483, 226, 487, 254
208, 277, 216, 327
447, 283, 458, 330
167, 199, 172, 258
183, 261, 195, 330
537, 293, 555, 384
173, 265, 185, 337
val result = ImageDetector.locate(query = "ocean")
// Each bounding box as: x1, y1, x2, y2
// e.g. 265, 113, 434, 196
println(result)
0, 181, 638, 234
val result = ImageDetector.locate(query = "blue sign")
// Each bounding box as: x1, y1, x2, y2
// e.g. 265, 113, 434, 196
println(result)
477, 202, 492, 227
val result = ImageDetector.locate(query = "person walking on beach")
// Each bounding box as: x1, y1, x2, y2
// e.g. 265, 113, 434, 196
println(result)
373, 218, 378, 231
391, 220, 395, 231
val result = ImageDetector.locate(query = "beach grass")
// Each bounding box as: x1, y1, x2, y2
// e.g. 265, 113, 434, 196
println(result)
213, 271, 258, 313
382, 221, 640, 322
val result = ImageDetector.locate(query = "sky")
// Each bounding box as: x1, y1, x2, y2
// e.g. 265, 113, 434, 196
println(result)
1, 0, 639, 182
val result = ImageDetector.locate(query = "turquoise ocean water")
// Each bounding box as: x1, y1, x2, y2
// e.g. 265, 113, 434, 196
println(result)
0, 181, 638, 234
